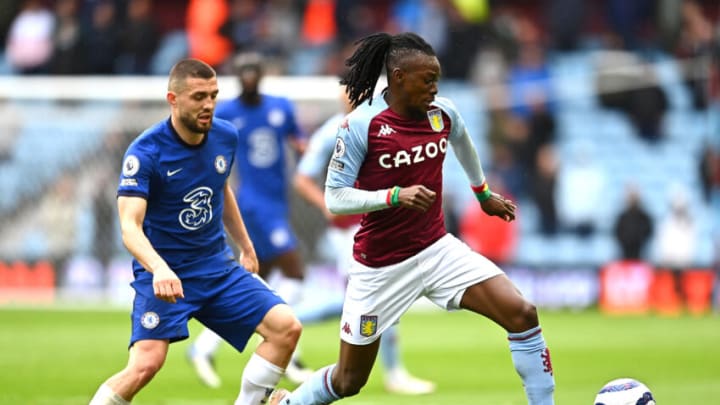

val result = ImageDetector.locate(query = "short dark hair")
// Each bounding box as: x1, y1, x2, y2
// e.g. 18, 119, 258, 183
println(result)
341, 32, 435, 108
232, 52, 264, 75
168, 59, 216, 92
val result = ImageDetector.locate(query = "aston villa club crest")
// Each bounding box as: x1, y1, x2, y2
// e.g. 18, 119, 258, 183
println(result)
359, 315, 378, 337
427, 108, 444, 132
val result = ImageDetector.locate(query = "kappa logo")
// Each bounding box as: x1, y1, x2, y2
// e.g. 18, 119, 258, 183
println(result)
377, 124, 396, 137
341, 321, 352, 336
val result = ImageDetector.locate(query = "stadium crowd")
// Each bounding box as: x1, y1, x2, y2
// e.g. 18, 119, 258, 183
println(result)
1, 0, 718, 79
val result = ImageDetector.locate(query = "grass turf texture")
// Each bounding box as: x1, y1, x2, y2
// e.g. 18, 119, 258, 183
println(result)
0, 308, 718, 404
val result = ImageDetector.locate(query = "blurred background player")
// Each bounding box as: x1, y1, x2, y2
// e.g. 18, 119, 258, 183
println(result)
187, 52, 311, 388
292, 85, 436, 395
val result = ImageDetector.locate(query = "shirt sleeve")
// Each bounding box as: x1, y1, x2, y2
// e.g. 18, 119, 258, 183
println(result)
325, 186, 390, 214
325, 114, 367, 188
117, 139, 156, 198
434, 97, 486, 186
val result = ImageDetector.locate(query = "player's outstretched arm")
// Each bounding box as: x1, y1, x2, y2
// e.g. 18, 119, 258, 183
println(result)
222, 182, 259, 273
118, 196, 184, 303
294, 173, 330, 217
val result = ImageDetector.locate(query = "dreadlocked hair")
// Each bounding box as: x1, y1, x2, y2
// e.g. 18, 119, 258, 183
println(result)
341, 32, 435, 108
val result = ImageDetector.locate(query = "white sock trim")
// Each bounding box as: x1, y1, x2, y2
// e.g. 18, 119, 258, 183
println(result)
89, 383, 130, 405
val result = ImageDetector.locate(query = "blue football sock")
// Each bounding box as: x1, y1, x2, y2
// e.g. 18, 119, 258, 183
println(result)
379, 324, 401, 371
508, 326, 555, 405
283, 364, 340, 404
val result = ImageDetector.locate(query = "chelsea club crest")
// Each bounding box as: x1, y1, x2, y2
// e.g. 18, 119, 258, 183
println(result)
141, 311, 160, 329
427, 108, 444, 132
215, 155, 227, 174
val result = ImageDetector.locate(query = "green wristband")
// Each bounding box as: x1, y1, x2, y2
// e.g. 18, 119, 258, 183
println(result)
472, 183, 492, 202
391, 186, 401, 206
475, 189, 491, 202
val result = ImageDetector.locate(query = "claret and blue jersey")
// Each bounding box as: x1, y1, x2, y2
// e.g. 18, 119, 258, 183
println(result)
117, 118, 238, 279
326, 93, 468, 267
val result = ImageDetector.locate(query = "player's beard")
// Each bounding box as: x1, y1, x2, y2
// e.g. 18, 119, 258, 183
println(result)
180, 110, 212, 133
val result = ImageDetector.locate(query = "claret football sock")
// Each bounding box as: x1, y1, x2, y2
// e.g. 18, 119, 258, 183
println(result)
508, 326, 555, 405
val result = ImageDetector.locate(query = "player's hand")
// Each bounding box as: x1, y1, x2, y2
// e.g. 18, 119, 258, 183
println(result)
397, 185, 437, 212
239, 248, 259, 274
480, 192, 516, 222
152, 265, 184, 304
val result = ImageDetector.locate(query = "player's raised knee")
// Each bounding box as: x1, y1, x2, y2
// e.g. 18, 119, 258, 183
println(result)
263, 304, 302, 350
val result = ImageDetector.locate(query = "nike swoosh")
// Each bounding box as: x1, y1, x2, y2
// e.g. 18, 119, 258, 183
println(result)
167, 168, 183, 176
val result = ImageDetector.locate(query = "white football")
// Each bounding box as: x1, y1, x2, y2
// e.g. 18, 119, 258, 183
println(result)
594, 378, 656, 405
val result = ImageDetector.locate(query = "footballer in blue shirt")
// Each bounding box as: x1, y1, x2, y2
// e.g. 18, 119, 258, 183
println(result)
89, 59, 301, 405
187, 52, 312, 387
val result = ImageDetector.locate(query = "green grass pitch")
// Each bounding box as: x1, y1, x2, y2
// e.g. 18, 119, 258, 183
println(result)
0, 308, 718, 404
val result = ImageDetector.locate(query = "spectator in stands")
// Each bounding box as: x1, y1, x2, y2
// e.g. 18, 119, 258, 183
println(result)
555, 140, 606, 237
334, 0, 389, 46
116, 0, 159, 74
676, 0, 718, 110
439, 0, 489, 81
81, 0, 119, 74
547, 0, 585, 52
656, 185, 697, 270
530, 144, 559, 236
5, 0, 55, 74
506, 15, 555, 121
604, 0, 654, 51
613, 185, 654, 260
220, 0, 264, 55
186, 0, 232, 68
596, 49, 669, 143
49, 0, 83, 74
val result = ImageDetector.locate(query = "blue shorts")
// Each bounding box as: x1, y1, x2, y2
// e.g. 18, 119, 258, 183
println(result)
242, 209, 298, 262
129, 265, 285, 352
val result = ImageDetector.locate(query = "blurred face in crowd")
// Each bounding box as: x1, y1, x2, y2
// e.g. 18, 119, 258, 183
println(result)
168, 76, 219, 135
